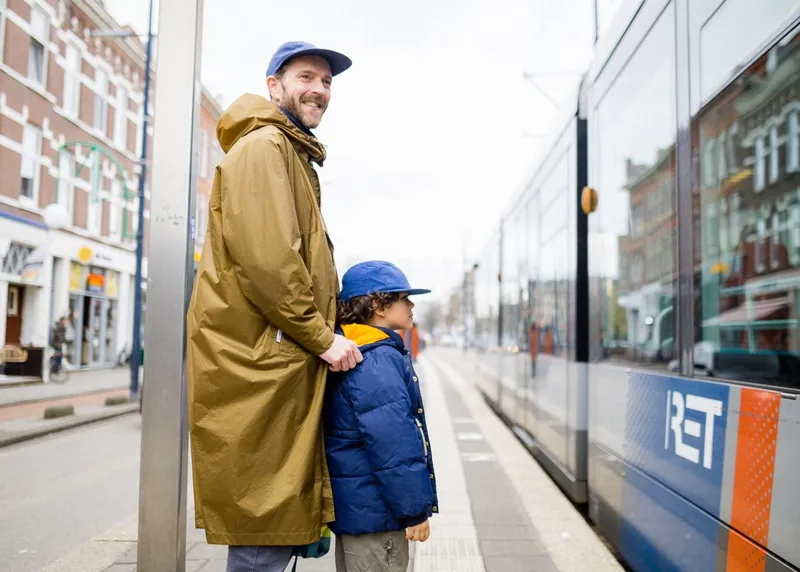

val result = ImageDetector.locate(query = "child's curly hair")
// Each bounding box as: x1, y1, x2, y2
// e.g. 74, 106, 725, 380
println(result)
337, 292, 402, 326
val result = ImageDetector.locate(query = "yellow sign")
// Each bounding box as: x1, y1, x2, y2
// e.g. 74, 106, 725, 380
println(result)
69, 262, 83, 291
106, 271, 119, 298
77, 246, 93, 264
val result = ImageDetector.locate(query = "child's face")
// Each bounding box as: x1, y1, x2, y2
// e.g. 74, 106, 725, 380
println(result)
379, 293, 415, 330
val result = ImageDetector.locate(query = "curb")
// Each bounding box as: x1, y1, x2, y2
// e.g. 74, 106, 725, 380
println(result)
0, 385, 129, 409
0, 402, 139, 449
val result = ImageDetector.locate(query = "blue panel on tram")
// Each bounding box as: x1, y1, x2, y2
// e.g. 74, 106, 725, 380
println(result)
624, 372, 729, 518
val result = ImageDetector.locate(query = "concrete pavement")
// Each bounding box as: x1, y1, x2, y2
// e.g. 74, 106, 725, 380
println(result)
32, 349, 622, 572
0, 415, 142, 572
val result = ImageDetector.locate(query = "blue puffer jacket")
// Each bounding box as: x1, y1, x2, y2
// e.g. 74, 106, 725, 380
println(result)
323, 324, 438, 536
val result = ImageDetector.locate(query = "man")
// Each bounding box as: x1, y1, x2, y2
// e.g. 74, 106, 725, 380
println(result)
187, 41, 361, 572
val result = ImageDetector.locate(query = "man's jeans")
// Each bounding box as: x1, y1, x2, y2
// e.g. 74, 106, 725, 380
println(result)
226, 545, 293, 572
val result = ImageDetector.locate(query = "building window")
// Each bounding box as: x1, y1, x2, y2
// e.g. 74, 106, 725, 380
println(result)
20, 124, 42, 202
788, 111, 800, 172
28, 6, 48, 87
114, 86, 128, 149
94, 68, 109, 132
769, 124, 780, 184
702, 137, 717, 189
719, 198, 729, 254
109, 180, 122, 240
63, 43, 81, 116
754, 135, 766, 192
57, 152, 74, 222
726, 122, 738, 175
87, 198, 102, 236
791, 196, 800, 266
729, 193, 741, 248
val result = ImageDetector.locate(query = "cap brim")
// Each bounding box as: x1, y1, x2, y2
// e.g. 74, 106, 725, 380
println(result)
294, 48, 352, 76
382, 288, 431, 296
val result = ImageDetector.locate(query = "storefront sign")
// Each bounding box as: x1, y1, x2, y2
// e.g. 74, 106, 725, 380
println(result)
77, 246, 93, 264
87, 273, 105, 293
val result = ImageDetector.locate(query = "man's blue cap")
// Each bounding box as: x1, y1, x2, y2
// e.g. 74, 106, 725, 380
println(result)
266, 41, 352, 78
340, 261, 431, 302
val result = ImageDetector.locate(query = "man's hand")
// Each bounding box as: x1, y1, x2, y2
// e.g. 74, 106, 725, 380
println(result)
319, 334, 363, 372
406, 520, 430, 542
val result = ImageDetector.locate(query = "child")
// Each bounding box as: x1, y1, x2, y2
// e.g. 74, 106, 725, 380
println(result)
323, 260, 438, 572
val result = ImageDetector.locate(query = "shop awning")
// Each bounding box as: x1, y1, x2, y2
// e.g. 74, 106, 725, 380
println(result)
702, 297, 788, 327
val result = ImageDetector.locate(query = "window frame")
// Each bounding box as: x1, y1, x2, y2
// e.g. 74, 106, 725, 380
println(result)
93, 67, 109, 133
63, 42, 81, 117
20, 123, 42, 206
114, 85, 128, 149
27, 5, 49, 87
108, 179, 122, 241
57, 151, 75, 224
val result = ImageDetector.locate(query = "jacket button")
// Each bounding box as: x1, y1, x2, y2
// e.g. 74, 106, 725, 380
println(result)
430, 474, 434, 479
433, 506, 438, 512
413, 376, 418, 382
417, 408, 423, 414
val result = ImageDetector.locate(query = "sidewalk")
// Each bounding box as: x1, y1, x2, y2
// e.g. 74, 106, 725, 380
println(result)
0, 367, 136, 448
0, 367, 131, 408
40, 349, 622, 572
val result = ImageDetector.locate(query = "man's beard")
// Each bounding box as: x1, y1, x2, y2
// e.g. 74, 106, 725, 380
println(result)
282, 92, 326, 130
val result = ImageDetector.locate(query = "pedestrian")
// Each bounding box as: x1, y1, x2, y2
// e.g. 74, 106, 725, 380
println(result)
49, 316, 68, 371
186, 41, 361, 572
323, 261, 438, 572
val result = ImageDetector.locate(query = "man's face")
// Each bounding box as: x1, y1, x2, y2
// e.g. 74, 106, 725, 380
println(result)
268, 55, 333, 130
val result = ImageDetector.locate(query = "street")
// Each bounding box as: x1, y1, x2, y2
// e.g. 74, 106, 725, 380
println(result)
0, 415, 141, 572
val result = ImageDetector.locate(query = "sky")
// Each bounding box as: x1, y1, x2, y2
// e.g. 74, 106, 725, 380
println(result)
103, 0, 609, 306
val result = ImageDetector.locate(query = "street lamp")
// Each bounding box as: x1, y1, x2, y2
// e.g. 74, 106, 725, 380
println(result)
92, 0, 155, 400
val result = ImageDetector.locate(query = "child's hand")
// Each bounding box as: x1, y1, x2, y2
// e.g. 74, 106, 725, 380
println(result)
406, 520, 430, 542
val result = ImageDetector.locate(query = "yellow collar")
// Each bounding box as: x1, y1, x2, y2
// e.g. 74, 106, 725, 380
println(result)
340, 324, 390, 347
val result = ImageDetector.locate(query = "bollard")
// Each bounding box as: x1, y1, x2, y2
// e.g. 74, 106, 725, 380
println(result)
43, 405, 74, 419
105, 395, 130, 406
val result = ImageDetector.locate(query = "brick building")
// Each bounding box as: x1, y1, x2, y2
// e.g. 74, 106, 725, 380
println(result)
0, 0, 221, 373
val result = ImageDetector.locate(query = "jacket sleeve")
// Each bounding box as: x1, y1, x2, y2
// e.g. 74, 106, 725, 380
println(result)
347, 351, 433, 524
220, 135, 335, 356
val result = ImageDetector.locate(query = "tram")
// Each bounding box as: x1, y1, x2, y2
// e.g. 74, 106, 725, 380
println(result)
465, 1, 800, 570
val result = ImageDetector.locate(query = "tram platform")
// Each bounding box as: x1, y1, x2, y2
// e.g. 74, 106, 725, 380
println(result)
42, 349, 622, 572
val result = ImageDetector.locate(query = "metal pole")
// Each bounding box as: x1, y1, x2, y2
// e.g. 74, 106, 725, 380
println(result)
593, 0, 599, 45
129, 0, 155, 401
137, 0, 203, 569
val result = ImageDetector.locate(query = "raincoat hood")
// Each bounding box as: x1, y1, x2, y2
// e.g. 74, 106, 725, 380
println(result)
216, 94, 326, 164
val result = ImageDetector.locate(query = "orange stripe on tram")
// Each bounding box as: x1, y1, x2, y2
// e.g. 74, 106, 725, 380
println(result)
726, 389, 781, 572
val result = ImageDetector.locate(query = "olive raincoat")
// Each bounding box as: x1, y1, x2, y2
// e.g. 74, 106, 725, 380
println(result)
187, 94, 338, 546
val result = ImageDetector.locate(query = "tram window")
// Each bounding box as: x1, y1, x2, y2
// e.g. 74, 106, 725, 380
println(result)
698, 0, 800, 105
693, 22, 800, 390
592, 3, 677, 371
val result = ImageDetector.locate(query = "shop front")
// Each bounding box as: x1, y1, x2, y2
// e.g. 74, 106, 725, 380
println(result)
66, 257, 120, 369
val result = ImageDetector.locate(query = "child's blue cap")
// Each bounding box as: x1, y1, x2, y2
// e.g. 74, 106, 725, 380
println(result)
340, 261, 431, 302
